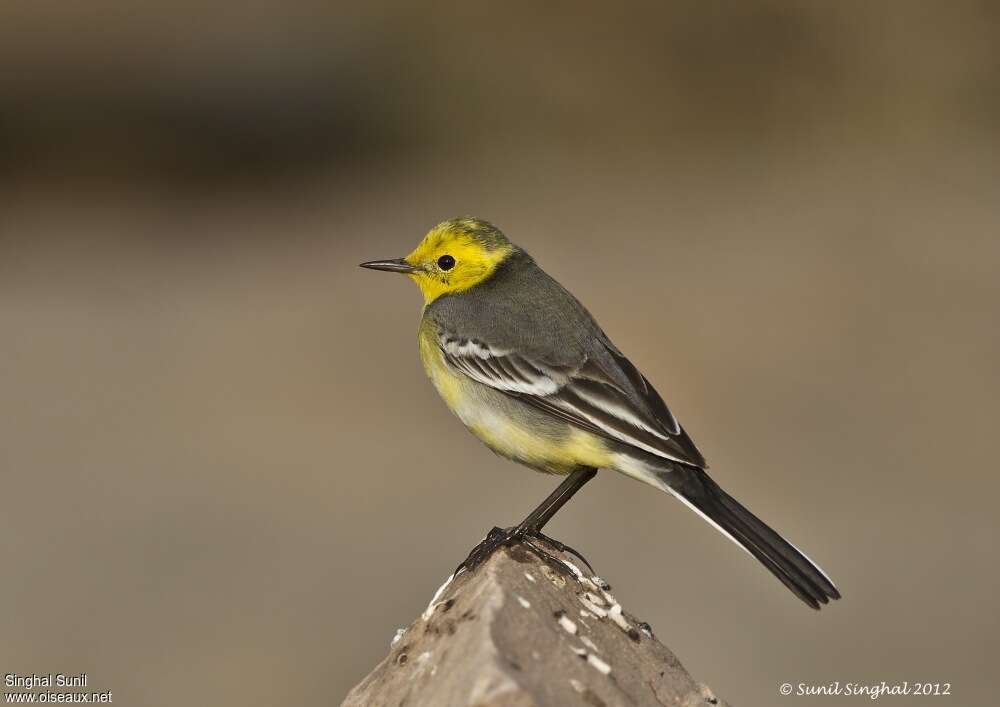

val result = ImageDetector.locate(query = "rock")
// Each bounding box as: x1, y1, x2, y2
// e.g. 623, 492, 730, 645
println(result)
342, 540, 730, 707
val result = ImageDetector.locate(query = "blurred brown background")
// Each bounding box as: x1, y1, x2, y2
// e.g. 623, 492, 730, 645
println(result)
2, 2, 998, 706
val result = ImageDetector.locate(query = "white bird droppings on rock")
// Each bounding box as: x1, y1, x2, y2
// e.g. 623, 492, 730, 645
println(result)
558, 614, 578, 635
421, 573, 455, 621
587, 654, 612, 675
608, 603, 631, 632
516, 595, 531, 609
579, 595, 608, 618
591, 575, 611, 590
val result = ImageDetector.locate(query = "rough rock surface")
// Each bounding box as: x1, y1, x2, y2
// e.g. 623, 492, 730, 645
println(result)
342, 540, 730, 707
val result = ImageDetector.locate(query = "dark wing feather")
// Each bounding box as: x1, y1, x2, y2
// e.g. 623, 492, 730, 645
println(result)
438, 333, 705, 468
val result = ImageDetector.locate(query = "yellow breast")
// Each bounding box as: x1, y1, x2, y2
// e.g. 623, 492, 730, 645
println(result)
417, 320, 614, 475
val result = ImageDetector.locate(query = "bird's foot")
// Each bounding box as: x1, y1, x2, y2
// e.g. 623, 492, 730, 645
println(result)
455, 525, 595, 578
526, 530, 596, 577
455, 526, 511, 575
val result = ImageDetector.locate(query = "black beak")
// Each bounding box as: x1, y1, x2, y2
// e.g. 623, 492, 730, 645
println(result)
359, 258, 416, 274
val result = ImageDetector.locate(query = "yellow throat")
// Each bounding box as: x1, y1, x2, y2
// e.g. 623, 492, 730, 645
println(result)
403, 218, 515, 304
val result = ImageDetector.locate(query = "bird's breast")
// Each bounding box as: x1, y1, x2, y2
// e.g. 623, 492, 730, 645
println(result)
417, 320, 613, 475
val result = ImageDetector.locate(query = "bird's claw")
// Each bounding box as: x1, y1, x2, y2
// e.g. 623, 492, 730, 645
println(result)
527, 530, 596, 576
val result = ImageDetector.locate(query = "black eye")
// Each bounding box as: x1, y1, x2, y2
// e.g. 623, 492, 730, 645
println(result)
438, 254, 456, 270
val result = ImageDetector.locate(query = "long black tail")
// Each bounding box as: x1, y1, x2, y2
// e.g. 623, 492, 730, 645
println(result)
659, 469, 841, 609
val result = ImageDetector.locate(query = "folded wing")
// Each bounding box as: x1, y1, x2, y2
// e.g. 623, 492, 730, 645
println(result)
439, 333, 705, 468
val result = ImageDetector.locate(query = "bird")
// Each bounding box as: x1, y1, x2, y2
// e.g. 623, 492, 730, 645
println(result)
360, 217, 840, 609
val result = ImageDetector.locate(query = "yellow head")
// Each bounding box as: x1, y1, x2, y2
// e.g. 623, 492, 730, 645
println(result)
360, 217, 516, 304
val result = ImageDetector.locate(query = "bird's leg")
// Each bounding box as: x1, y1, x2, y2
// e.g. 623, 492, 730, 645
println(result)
456, 467, 597, 576
513, 466, 597, 534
